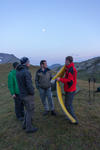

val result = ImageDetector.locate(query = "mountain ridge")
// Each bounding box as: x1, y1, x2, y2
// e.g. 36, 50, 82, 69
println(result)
0, 53, 19, 64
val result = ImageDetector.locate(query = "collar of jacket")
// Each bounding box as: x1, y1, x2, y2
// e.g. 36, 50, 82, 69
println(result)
17, 64, 29, 71
23, 65, 29, 70
66, 62, 74, 69
40, 68, 50, 74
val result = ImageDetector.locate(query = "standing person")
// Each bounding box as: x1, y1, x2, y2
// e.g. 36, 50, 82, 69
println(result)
8, 62, 24, 121
57, 56, 78, 124
35, 60, 56, 116
16, 57, 38, 133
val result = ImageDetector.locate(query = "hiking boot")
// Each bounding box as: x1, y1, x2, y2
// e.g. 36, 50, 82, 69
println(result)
22, 124, 26, 130
51, 110, 56, 116
43, 111, 49, 116
26, 127, 38, 133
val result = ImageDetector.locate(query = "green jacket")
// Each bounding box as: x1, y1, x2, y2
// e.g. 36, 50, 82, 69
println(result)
8, 70, 19, 95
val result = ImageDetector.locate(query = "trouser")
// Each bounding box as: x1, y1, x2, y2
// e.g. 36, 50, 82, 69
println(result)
23, 95, 34, 130
39, 87, 54, 111
14, 94, 24, 119
65, 91, 78, 122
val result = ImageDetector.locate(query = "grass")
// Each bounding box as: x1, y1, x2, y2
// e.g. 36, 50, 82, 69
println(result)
0, 64, 100, 150
77, 70, 100, 83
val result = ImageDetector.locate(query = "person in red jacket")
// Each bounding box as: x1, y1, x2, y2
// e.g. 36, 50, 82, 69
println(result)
57, 56, 78, 124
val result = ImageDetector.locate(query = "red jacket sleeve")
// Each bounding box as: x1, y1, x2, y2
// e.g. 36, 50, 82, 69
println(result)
59, 72, 73, 84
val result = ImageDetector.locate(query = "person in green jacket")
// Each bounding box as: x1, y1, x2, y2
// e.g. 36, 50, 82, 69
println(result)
8, 62, 24, 121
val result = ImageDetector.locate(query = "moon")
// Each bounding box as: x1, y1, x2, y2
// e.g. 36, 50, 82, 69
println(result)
42, 28, 46, 32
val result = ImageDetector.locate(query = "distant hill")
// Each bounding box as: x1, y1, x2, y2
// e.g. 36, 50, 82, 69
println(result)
49, 64, 62, 71
75, 57, 100, 82
0, 53, 19, 64
75, 57, 100, 73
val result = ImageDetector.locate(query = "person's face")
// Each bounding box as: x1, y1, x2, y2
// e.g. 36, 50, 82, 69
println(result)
26, 62, 30, 67
43, 61, 47, 68
65, 59, 70, 66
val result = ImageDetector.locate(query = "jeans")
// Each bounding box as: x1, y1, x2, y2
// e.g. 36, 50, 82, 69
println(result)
14, 94, 24, 119
39, 87, 54, 111
65, 92, 78, 122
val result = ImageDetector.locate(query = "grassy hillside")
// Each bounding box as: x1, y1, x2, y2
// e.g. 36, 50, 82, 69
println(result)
77, 70, 100, 83
0, 64, 100, 150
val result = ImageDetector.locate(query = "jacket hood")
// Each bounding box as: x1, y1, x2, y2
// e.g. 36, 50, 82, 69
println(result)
66, 62, 74, 69
17, 64, 28, 71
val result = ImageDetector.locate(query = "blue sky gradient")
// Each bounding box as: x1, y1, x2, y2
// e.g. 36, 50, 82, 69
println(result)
0, 0, 100, 65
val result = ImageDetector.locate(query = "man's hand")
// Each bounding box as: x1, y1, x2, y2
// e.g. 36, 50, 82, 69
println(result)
56, 77, 60, 81
12, 94, 16, 98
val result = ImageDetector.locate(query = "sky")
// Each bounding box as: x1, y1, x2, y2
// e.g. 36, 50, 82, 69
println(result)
0, 0, 100, 65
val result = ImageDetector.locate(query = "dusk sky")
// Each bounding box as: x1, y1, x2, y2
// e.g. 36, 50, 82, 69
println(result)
0, 0, 100, 65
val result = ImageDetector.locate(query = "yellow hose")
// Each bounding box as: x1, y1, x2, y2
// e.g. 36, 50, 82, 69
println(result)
56, 81, 76, 123
52, 65, 77, 123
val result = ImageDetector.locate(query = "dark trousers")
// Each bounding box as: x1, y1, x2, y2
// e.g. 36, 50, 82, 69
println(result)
65, 92, 78, 122
23, 95, 34, 130
14, 94, 24, 119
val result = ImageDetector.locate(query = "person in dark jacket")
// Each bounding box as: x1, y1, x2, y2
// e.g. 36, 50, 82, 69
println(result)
57, 56, 78, 124
16, 57, 38, 133
8, 62, 24, 121
35, 60, 56, 116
